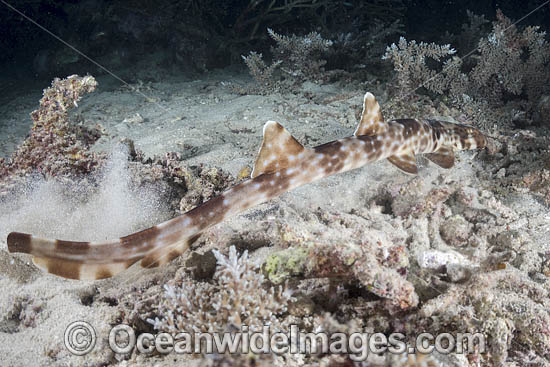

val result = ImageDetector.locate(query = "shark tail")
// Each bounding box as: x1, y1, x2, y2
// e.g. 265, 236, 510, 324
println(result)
6, 220, 198, 280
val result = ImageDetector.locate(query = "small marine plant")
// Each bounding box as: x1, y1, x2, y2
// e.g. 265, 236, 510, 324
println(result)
148, 245, 294, 334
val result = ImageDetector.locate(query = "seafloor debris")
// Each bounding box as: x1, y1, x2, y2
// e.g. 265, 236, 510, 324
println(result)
416, 268, 550, 366
133, 150, 235, 214
264, 219, 418, 312
0, 75, 102, 180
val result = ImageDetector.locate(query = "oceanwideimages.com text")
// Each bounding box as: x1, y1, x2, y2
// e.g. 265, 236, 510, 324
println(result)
105, 324, 485, 361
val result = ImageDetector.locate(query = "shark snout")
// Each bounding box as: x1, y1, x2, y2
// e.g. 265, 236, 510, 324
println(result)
451, 124, 487, 150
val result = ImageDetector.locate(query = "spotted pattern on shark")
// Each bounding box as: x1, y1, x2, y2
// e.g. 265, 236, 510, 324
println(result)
7, 92, 487, 280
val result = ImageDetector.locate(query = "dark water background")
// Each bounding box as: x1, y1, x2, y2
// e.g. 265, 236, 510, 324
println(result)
1, 0, 548, 84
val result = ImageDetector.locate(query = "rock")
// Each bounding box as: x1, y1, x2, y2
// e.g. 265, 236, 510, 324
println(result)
491, 230, 529, 252
185, 251, 217, 280
440, 215, 472, 247
417, 250, 471, 270
446, 263, 473, 283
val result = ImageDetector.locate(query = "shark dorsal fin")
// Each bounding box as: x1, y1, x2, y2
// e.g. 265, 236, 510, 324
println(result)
251, 121, 306, 178
425, 146, 455, 168
354, 92, 386, 136
388, 151, 418, 174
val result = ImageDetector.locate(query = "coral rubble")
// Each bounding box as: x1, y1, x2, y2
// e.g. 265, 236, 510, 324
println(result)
0, 75, 102, 181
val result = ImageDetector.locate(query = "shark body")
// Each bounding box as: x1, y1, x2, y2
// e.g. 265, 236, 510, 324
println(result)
7, 92, 486, 280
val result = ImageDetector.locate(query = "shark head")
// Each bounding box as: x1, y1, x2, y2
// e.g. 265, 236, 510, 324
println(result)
427, 120, 487, 151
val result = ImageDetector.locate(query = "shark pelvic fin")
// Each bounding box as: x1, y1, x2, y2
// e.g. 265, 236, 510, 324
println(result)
388, 151, 418, 174
354, 92, 386, 137
251, 121, 306, 178
425, 146, 455, 169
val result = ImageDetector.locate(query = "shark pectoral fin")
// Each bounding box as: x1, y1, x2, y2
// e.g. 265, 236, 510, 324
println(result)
425, 146, 455, 169
251, 121, 307, 178
354, 92, 386, 137
388, 152, 418, 174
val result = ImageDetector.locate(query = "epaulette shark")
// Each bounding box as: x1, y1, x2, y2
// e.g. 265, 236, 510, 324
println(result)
7, 92, 487, 280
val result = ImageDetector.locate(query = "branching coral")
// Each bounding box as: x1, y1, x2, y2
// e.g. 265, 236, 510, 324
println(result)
383, 10, 550, 128
242, 8, 406, 94
445, 10, 490, 62
242, 29, 334, 93
382, 36, 456, 97
148, 246, 294, 334
472, 10, 550, 106
241, 51, 282, 94
268, 28, 333, 82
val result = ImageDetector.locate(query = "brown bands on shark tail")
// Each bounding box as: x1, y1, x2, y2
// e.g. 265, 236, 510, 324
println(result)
6, 91, 487, 280
7, 232, 33, 253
